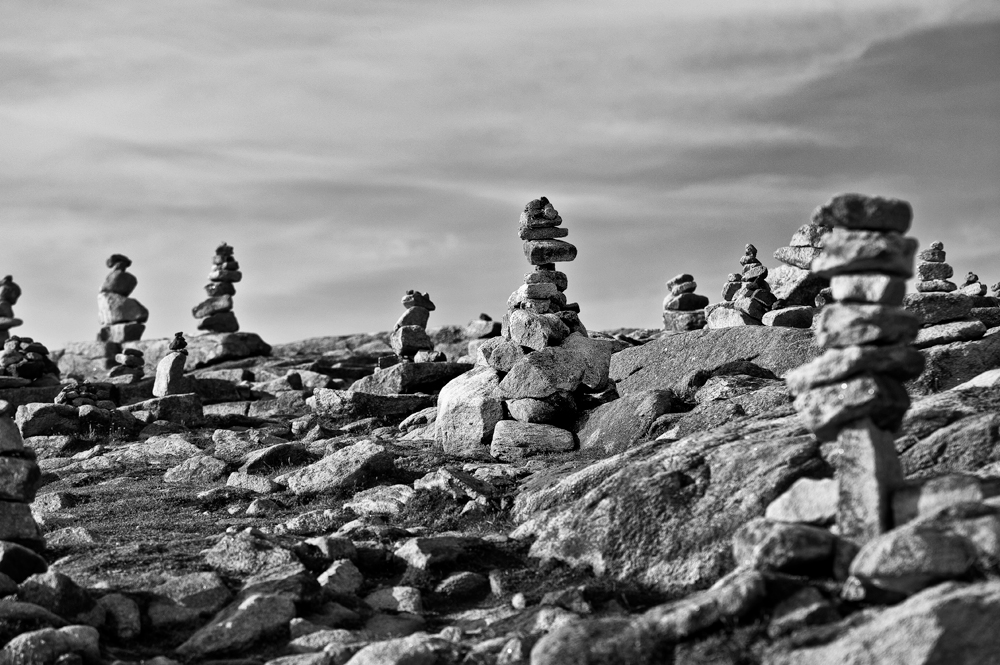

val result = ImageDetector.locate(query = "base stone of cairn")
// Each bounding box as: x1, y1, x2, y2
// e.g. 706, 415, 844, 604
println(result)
153, 333, 190, 397
0, 276, 24, 343
0, 402, 45, 553
903, 242, 987, 349
194, 243, 241, 333
706, 244, 776, 328
662, 274, 708, 332
785, 193, 922, 567
97, 254, 148, 343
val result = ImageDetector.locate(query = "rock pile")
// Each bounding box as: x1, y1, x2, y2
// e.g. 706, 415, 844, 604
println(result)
707, 244, 775, 328
903, 241, 987, 348
789, 193, 922, 554
770, 212, 831, 308
0, 276, 24, 342
98, 254, 148, 343
661, 274, 707, 332
387, 290, 442, 364
959, 271, 986, 297
153, 333, 189, 397
194, 243, 242, 333
0, 401, 44, 554
0, 336, 60, 388
108, 348, 145, 384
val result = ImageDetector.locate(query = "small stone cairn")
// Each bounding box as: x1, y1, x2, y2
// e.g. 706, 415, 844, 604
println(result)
0, 276, 24, 342
108, 348, 145, 384
788, 193, 923, 557
194, 243, 241, 333
0, 400, 44, 555
706, 244, 776, 328
153, 333, 189, 397
903, 241, 987, 348
387, 291, 443, 365
662, 274, 707, 332
98, 254, 149, 342
0, 336, 60, 387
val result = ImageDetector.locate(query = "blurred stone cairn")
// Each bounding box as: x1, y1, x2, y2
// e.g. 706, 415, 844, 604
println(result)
0, 399, 47, 583
902, 241, 989, 349
0, 276, 24, 342
0, 336, 60, 388
786, 193, 926, 578
434, 197, 618, 460
193, 242, 242, 333
97, 254, 148, 343
661, 274, 708, 332
385, 290, 444, 365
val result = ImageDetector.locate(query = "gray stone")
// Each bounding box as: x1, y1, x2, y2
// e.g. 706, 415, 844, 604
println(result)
916, 261, 954, 281
152, 351, 187, 397
364, 586, 424, 613
903, 291, 973, 325
0, 542, 47, 584
774, 246, 823, 270
97, 292, 149, 325
811, 229, 918, 278
794, 374, 910, 440
909, 329, 1000, 395
814, 303, 921, 348
317, 559, 363, 596
306, 389, 434, 419
192, 295, 234, 319
343, 484, 414, 516
346, 633, 444, 665
913, 319, 987, 349
0, 457, 39, 503
768, 264, 829, 307
163, 454, 228, 484
765, 477, 837, 525
490, 421, 574, 461
971, 307, 1000, 329
280, 441, 393, 495
789, 222, 832, 247
434, 366, 504, 457
786, 345, 925, 394
506, 309, 571, 351
390, 326, 433, 357
176, 593, 295, 658
1, 626, 100, 665
15, 403, 79, 438
393, 306, 430, 330
762, 306, 815, 328
916, 278, 957, 292
523, 239, 577, 265
576, 390, 677, 457
662, 309, 706, 332
124, 394, 203, 426
505, 391, 576, 426
525, 269, 569, 292
810, 193, 913, 233
892, 474, 1000, 526
732, 518, 836, 573
767, 586, 839, 638
497, 347, 586, 400
830, 274, 907, 304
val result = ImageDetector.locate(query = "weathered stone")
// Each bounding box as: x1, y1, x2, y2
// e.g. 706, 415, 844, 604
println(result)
768, 264, 829, 307
497, 347, 586, 400
664, 293, 709, 311
916, 261, 954, 281
830, 274, 907, 304
101, 269, 137, 296
892, 474, 1000, 526
177, 593, 296, 658
198, 311, 240, 333
811, 229, 918, 278
913, 319, 987, 349
192, 295, 234, 319
525, 269, 568, 292
762, 306, 815, 328
794, 374, 910, 440
814, 303, 921, 348
916, 278, 957, 293
343, 484, 414, 516
317, 559, 363, 596
97, 292, 149, 325
786, 345, 925, 394
903, 291, 973, 325
523, 239, 577, 265
152, 351, 187, 398
662, 309, 706, 332
0, 457, 40, 502
506, 309, 570, 351
15, 403, 79, 438
774, 246, 823, 270
519, 225, 569, 240
163, 455, 228, 484
971, 307, 1000, 329
767, 586, 839, 638
346, 633, 444, 665
765, 477, 837, 525
789, 222, 832, 247
576, 390, 677, 457
390, 326, 433, 357
307, 389, 434, 419
0, 626, 100, 665
909, 330, 1000, 395
348, 362, 472, 396
434, 367, 504, 457
280, 441, 393, 495
706, 306, 761, 328
810, 193, 913, 233
365, 586, 424, 613
125, 394, 204, 426
732, 518, 835, 574
506, 391, 576, 427
0, 542, 47, 584
208, 268, 243, 283
97, 322, 146, 343
490, 421, 575, 461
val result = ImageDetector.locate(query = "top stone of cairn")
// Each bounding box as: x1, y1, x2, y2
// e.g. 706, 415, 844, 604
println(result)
811, 193, 912, 234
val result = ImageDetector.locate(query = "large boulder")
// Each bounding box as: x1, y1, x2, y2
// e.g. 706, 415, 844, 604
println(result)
610, 327, 821, 396
434, 367, 504, 457
576, 390, 678, 457
511, 415, 824, 595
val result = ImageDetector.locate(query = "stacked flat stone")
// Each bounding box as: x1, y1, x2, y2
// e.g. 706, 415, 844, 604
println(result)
787, 193, 923, 556
194, 243, 241, 333
153, 333, 189, 397
769, 215, 832, 308
388, 290, 444, 364
903, 241, 987, 348
0, 336, 60, 387
662, 274, 708, 332
0, 400, 44, 552
108, 348, 145, 384
0, 276, 24, 342
98, 254, 149, 343
707, 244, 775, 328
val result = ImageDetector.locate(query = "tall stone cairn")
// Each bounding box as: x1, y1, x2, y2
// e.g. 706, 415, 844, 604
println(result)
787, 193, 923, 552
194, 242, 241, 333
0, 276, 24, 342
662, 274, 708, 332
98, 254, 149, 342
0, 400, 44, 553
902, 241, 987, 348
389, 290, 442, 363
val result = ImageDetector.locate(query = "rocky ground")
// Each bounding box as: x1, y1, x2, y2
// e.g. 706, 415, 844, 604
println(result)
2, 322, 1000, 665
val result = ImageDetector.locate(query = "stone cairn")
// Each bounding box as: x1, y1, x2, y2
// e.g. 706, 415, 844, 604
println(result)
707, 244, 775, 328
108, 348, 145, 384
193, 243, 241, 333
153, 332, 189, 397
662, 274, 708, 332
0, 400, 45, 566
0, 276, 24, 342
0, 336, 60, 387
788, 193, 923, 566
386, 290, 443, 366
98, 254, 149, 343
902, 241, 987, 349
766, 214, 833, 327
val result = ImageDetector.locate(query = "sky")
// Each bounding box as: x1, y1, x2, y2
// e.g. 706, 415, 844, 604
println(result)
1, 0, 998, 347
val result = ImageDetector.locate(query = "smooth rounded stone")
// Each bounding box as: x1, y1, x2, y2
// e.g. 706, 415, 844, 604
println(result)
317, 559, 363, 595
435, 366, 505, 457
490, 420, 575, 461
176, 593, 296, 658
465, 317, 501, 339
706, 305, 760, 328
916, 261, 954, 281
113, 352, 143, 368
97, 292, 149, 325
849, 524, 977, 596
789, 222, 832, 248
0, 457, 41, 502
761, 306, 815, 329
101, 269, 137, 296
811, 193, 913, 233
525, 269, 568, 292
732, 518, 836, 574
506, 392, 576, 426
663, 292, 709, 311
393, 306, 430, 331
902, 291, 973, 326
663, 309, 706, 332
208, 268, 243, 283
197, 311, 240, 333
793, 373, 910, 441
830, 274, 907, 305
0, 541, 47, 584
1, 626, 101, 665
519, 225, 568, 240
774, 246, 823, 270
365, 586, 423, 613
814, 303, 920, 348
915, 278, 957, 293
811, 229, 918, 278
152, 350, 187, 398
785, 345, 924, 395
766, 478, 837, 525
971, 307, 1000, 329
523, 239, 577, 266
390, 325, 434, 357
506, 309, 571, 351
191, 295, 234, 319
913, 319, 987, 349
497, 346, 587, 400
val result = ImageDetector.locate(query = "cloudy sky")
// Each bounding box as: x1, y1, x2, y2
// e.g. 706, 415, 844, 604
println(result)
2, 0, 998, 347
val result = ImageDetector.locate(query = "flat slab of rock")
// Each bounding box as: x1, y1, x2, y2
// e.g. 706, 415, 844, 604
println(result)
909, 328, 1000, 395
610, 326, 820, 397
348, 362, 472, 396
307, 389, 435, 419
576, 389, 677, 457
913, 319, 987, 349
278, 440, 393, 495
490, 421, 575, 461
